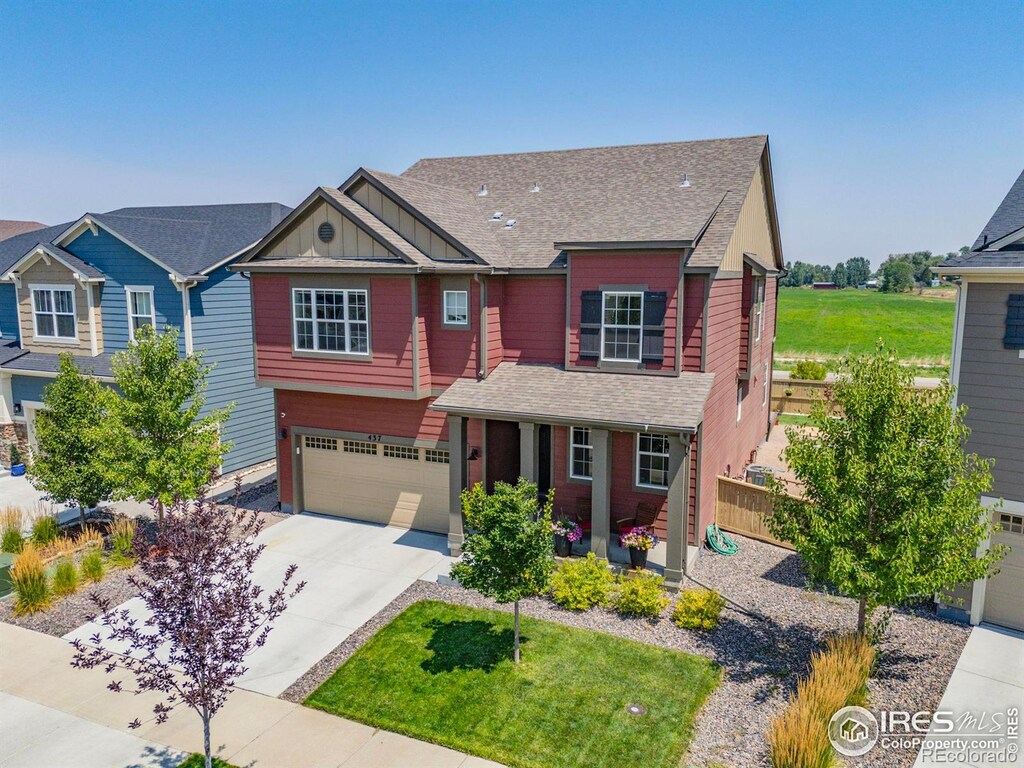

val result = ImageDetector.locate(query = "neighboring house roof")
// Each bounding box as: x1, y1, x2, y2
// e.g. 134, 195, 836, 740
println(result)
0, 203, 290, 279
431, 362, 715, 432
0, 220, 47, 241
937, 168, 1024, 272
0, 343, 115, 379
0, 243, 106, 282
971, 169, 1024, 251
399, 135, 772, 269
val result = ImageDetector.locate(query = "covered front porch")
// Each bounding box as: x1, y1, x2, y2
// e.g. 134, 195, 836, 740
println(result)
430, 363, 714, 587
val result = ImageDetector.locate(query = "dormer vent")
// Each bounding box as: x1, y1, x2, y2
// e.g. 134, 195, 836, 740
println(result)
503, 219, 517, 229
477, 184, 489, 197
490, 211, 504, 221
679, 173, 691, 188
529, 183, 540, 193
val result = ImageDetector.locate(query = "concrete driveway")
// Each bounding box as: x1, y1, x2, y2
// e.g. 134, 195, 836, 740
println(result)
914, 624, 1024, 767
66, 513, 453, 696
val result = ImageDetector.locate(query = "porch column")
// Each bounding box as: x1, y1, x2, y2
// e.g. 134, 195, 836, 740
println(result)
0, 372, 13, 424
664, 434, 693, 589
447, 414, 467, 555
519, 421, 537, 483
590, 428, 612, 560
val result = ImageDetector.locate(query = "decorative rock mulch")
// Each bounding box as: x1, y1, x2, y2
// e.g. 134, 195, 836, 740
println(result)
282, 533, 969, 768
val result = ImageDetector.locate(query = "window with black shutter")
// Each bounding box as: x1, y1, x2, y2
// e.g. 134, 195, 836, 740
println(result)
579, 291, 602, 359
641, 291, 667, 363
1005, 294, 1024, 350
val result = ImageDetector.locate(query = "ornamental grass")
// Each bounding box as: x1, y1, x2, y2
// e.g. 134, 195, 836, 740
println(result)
75, 526, 105, 551
52, 557, 79, 597
1, 506, 24, 553
108, 516, 137, 566
11, 542, 50, 615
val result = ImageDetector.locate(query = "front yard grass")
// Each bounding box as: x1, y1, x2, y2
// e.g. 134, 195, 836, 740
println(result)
305, 600, 720, 768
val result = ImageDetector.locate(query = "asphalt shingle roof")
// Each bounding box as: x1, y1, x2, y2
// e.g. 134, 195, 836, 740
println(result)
0, 203, 290, 277
400, 135, 769, 269
0, 345, 114, 378
0, 221, 47, 241
938, 168, 1024, 271
431, 362, 715, 432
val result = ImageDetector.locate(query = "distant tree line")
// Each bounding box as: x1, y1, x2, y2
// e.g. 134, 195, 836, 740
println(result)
781, 247, 970, 292
780, 257, 871, 288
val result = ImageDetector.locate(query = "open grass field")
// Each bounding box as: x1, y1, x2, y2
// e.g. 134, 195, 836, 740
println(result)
305, 600, 720, 768
775, 288, 955, 364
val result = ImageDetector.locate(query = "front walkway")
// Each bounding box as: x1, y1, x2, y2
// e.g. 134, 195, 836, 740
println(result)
66, 513, 454, 696
0, 622, 500, 768
914, 624, 1024, 768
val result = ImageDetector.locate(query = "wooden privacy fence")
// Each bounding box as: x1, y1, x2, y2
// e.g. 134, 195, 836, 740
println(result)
771, 378, 829, 415
715, 476, 794, 550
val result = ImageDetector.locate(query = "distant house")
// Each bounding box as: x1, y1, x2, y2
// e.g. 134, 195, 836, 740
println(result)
0, 203, 289, 474
0, 220, 47, 241
865, 278, 879, 289
812, 281, 838, 290
934, 168, 1024, 632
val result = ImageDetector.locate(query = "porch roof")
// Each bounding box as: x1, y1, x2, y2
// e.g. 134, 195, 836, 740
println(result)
430, 363, 715, 433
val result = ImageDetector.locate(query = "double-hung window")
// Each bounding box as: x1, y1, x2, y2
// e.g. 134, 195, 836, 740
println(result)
32, 286, 76, 340
443, 290, 469, 326
601, 291, 643, 362
293, 288, 369, 354
753, 278, 765, 342
636, 433, 670, 489
569, 427, 593, 480
126, 286, 155, 337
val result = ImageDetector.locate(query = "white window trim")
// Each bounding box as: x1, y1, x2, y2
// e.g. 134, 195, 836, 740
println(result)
292, 287, 370, 355
600, 291, 644, 363
442, 289, 469, 326
753, 278, 765, 342
124, 285, 156, 338
737, 382, 744, 422
569, 426, 593, 480
29, 283, 78, 342
762, 362, 770, 406
635, 432, 670, 490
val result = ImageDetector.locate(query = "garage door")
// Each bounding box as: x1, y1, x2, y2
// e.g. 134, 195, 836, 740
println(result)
983, 510, 1024, 631
301, 436, 450, 534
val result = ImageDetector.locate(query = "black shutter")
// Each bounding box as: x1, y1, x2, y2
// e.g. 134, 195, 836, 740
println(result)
641, 291, 667, 362
1005, 294, 1024, 350
579, 291, 602, 359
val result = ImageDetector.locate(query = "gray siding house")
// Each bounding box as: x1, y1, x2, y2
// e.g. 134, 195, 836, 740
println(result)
935, 168, 1024, 632
0, 203, 289, 474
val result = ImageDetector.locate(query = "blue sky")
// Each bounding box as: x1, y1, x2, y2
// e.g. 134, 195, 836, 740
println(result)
1, 0, 1021, 266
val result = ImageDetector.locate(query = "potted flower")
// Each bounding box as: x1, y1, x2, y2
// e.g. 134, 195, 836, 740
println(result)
8, 443, 25, 477
619, 526, 659, 569
551, 517, 582, 557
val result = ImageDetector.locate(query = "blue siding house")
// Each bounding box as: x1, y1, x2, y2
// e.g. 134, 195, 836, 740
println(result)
0, 203, 289, 474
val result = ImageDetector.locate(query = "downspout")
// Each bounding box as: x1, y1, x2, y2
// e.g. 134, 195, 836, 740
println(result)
171, 275, 198, 355
474, 273, 487, 379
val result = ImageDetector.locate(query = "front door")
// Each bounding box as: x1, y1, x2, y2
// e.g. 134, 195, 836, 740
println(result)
485, 420, 520, 493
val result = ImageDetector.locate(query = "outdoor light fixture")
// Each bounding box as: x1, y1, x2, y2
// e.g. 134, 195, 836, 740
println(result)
12, 403, 22, 416
468, 447, 480, 461
278, 427, 288, 441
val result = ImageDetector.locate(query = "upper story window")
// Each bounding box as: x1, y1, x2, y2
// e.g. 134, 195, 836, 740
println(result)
636, 433, 670, 489
443, 290, 469, 326
126, 286, 155, 338
31, 285, 76, 340
602, 292, 643, 362
570, 426, 592, 480
293, 287, 369, 355
753, 278, 766, 342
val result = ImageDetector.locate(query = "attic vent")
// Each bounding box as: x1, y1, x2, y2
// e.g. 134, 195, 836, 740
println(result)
679, 173, 691, 188
490, 211, 504, 221
529, 183, 540, 193
317, 222, 336, 243
503, 219, 517, 229
477, 184, 489, 197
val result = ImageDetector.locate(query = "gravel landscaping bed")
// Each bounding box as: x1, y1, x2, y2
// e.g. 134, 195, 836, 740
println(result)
283, 533, 969, 768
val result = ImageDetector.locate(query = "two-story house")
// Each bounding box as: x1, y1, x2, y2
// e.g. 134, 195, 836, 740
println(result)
0, 203, 289, 474
235, 136, 783, 586
934, 168, 1024, 632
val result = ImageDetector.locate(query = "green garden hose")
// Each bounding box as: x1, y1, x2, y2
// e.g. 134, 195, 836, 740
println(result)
706, 524, 738, 555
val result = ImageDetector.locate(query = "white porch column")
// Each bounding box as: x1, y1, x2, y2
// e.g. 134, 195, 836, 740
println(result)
664, 434, 693, 589
590, 428, 612, 560
519, 421, 537, 483
0, 372, 13, 424
447, 414, 467, 555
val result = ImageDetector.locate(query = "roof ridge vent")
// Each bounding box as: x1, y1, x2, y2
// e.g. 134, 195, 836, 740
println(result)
490, 211, 504, 221
679, 173, 691, 188
477, 184, 489, 197
503, 219, 517, 229
529, 182, 540, 193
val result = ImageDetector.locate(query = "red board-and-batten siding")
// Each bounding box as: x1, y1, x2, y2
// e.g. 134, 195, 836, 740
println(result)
567, 253, 680, 370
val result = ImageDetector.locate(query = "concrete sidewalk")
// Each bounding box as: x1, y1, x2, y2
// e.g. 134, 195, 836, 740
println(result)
0, 622, 501, 768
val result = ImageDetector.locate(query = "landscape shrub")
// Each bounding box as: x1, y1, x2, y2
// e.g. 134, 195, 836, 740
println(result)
11, 542, 50, 615
791, 360, 828, 381
549, 552, 615, 610
31, 514, 61, 547
768, 633, 875, 768
672, 588, 726, 630
2, 528, 24, 554
1, 506, 24, 553
52, 558, 79, 597
81, 549, 104, 582
108, 516, 137, 566
612, 571, 669, 618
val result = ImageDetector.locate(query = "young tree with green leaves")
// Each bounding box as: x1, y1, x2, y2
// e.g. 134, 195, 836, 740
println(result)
766, 343, 1004, 634
101, 325, 232, 520
450, 478, 555, 663
28, 354, 115, 528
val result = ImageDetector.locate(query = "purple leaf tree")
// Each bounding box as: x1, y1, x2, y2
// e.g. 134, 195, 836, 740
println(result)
72, 482, 305, 768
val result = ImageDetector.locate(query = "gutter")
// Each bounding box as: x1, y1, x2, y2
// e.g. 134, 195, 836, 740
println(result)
427, 402, 699, 436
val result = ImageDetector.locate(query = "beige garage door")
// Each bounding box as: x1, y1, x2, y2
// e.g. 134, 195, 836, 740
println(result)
983, 510, 1024, 631
301, 436, 450, 534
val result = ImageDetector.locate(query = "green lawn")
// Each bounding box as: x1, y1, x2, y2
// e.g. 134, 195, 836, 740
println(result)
776, 288, 955, 364
305, 600, 721, 768
777, 413, 813, 426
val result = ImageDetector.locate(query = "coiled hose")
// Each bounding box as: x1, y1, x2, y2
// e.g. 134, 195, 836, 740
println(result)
706, 523, 738, 555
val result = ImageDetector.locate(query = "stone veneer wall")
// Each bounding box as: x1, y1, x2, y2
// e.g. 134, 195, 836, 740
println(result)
1, 423, 29, 466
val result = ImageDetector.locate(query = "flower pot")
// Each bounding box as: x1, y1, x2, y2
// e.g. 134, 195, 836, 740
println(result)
10, 463, 25, 477
628, 546, 648, 570
554, 534, 573, 557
